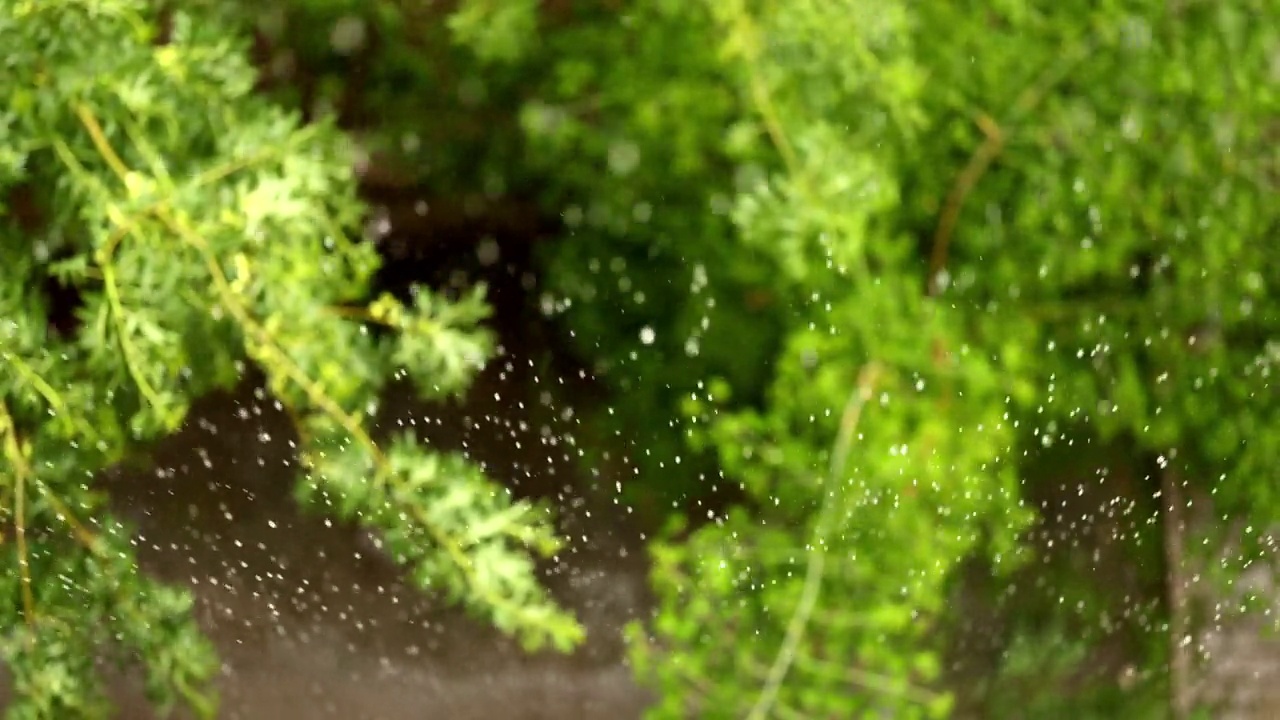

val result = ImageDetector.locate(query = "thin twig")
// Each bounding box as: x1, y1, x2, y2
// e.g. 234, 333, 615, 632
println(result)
155, 208, 390, 470
926, 42, 1094, 296
1, 352, 99, 442
75, 101, 563, 637
35, 480, 104, 556
0, 367, 105, 559
726, 5, 874, 285
74, 104, 131, 185
74, 103, 318, 260
0, 400, 37, 626
52, 136, 171, 421
747, 363, 883, 720
747, 63, 800, 179
927, 113, 1003, 296
721, 4, 799, 178
100, 258, 168, 413
14, 472, 34, 626
153, 209, 546, 625
746, 655, 942, 708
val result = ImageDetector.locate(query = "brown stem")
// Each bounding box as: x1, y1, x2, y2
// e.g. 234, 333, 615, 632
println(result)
927, 113, 1003, 296
925, 41, 1093, 297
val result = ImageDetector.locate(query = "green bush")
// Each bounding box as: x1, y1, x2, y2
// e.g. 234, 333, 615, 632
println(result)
0, 2, 579, 717
3, 0, 1278, 718
441, 0, 1279, 716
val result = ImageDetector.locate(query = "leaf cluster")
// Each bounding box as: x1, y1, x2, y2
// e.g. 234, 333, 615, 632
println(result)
1, 2, 579, 716
398, 0, 1279, 716
8, 0, 1275, 717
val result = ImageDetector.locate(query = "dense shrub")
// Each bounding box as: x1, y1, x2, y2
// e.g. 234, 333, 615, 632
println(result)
1, 2, 578, 716
3, 0, 1278, 718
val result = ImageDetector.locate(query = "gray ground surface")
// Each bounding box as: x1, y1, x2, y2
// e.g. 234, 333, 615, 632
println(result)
99, 348, 653, 720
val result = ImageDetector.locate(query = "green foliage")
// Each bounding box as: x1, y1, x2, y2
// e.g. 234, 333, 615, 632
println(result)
980, 623, 1167, 720
4, 0, 1279, 717
447, 0, 538, 65
419, 0, 1279, 716
0, 1, 579, 716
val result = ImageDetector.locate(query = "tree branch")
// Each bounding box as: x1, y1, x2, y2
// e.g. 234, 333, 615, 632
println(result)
747, 362, 883, 720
